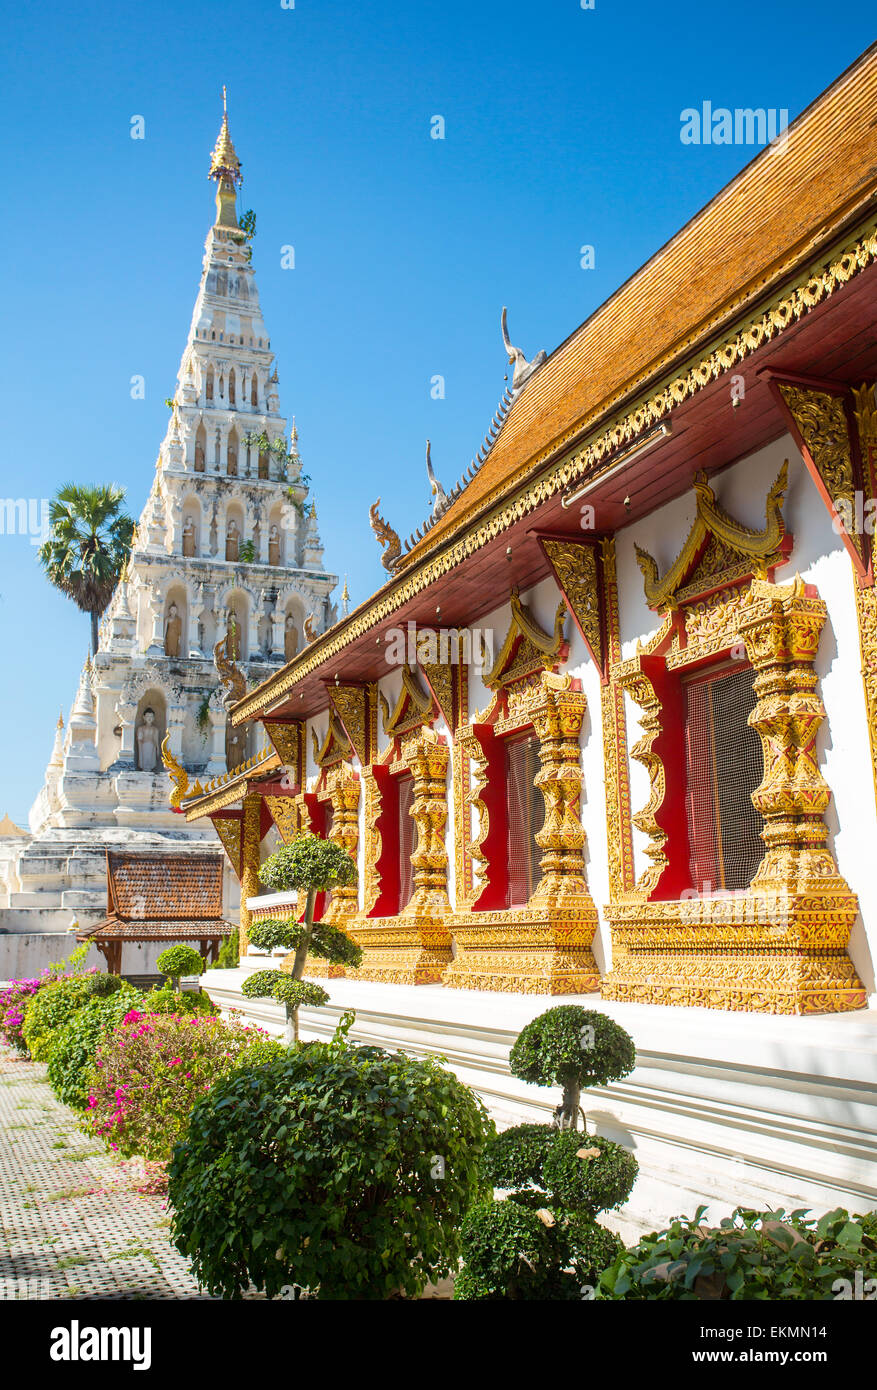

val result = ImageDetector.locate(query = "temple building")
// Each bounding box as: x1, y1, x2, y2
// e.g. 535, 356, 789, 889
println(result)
0, 100, 337, 977
179, 48, 877, 1228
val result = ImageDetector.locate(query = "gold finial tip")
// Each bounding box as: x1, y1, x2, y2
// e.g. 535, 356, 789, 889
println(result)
57, 710, 64, 728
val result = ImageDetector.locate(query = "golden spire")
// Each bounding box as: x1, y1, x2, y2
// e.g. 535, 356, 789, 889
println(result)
341, 575, 350, 604
57, 709, 64, 729
209, 86, 242, 230
208, 86, 242, 187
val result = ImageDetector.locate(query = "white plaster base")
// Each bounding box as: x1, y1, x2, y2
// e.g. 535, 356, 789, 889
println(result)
204, 963, 877, 1238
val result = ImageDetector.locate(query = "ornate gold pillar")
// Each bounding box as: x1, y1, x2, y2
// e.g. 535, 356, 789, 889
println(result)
350, 726, 454, 985
304, 762, 361, 979
239, 792, 263, 957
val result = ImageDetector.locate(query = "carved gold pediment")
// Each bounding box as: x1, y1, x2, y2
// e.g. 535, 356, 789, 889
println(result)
263, 719, 301, 775
327, 682, 376, 765
379, 664, 434, 739
634, 462, 790, 612
311, 711, 353, 769
484, 588, 567, 691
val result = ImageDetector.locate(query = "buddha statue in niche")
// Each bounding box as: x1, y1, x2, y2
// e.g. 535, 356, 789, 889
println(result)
164, 603, 182, 658
136, 708, 160, 773
284, 616, 299, 662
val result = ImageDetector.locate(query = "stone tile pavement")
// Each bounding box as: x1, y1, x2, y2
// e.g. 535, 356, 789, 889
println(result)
0, 1045, 207, 1300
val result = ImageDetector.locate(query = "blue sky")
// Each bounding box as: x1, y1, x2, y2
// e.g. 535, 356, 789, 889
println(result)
0, 0, 873, 823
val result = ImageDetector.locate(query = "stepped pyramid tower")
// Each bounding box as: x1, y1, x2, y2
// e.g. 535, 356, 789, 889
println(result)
0, 98, 337, 965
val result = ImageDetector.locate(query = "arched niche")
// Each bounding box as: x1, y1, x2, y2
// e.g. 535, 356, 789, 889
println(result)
267, 502, 286, 566
194, 422, 207, 473
163, 585, 187, 659
205, 368, 214, 403
283, 596, 304, 663
134, 690, 166, 773
224, 589, 249, 662
228, 368, 237, 406
181, 496, 201, 557
227, 427, 239, 478
250, 372, 258, 407
225, 502, 244, 561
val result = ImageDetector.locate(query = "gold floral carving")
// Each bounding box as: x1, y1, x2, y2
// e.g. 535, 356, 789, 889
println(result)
211, 815, 241, 877
540, 538, 604, 672
778, 382, 864, 568
421, 660, 456, 729
853, 582, 877, 820
328, 683, 376, 765
263, 719, 301, 777
604, 576, 865, 1014
445, 670, 600, 994
452, 656, 473, 909
613, 665, 667, 898
634, 462, 789, 611
311, 712, 353, 769
264, 795, 301, 845
231, 224, 877, 727
350, 727, 454, 985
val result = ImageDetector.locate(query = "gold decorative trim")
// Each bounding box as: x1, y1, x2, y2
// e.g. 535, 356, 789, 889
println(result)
483, 588, 566, 692
231, 222, 877, 725
599, 538, 635, 899
540, 538, 604, 672
379, 665, 433, 739
239, 793, 263, 957
211, 815, 242, 878
311, 712, 353, 769
264, 795, 301, 845
328, 683, 376, 765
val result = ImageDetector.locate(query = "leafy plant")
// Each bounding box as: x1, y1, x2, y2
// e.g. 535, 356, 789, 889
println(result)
87, 1011, 281, 1161
238, 539, 256, 564
168, 1026, 496, 1299
21, 972, 101, 1062
195, 691, 212, 742
46, 986, 143, 1109
210, 928, 239, 970
141, 985, 215, 1016
242, 836, 360, 1042
598, 1206, 877, 1301
455, 1005, 637, 1300
510, 1005, 636, 1129
156, 945, 205, 992
38, 483, 135, 654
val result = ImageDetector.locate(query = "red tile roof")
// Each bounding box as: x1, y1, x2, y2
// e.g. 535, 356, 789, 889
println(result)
107, 851, 224, 920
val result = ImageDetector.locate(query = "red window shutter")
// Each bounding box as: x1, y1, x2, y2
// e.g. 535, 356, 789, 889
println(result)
684, 664, 764, 894
505, 735, 545, 908
397, 774, 416, 911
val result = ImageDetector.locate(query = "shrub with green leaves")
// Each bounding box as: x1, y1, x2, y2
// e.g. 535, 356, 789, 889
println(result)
598, 1206, 877, 1301
21, 972, 101, 1061
244, 836, 362, 1042
86, 1010, 283, 1161
168, 1023, 496, 1299
156, 945, 205, 989
141, 984, 215, 1016
210, 927, 239, 970
46, 985, 143, 1109
456, 1005, 637, 1300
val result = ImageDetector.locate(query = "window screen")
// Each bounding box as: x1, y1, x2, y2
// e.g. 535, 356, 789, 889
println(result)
685, 664, 764, 894
505, 735, 545, 908
397, 775, 416, 911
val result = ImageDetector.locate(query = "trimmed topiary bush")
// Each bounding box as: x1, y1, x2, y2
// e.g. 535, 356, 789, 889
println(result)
168, 1021, 496, 1299
84, 973, 125, 998
156, 945, 205, 991
243, 835, 362, 1042
21, 972, 101, 1061
46, 985, 143, 1108
598, 1206, 877, 1301
456, 1005, 637, 1300
86, 1010, 283, 1160
509, 1004, 636, 1129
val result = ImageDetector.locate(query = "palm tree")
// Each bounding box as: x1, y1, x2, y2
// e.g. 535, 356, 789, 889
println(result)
38, 484, 135, 655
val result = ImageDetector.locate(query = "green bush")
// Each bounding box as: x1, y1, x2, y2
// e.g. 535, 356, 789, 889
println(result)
142, 985, 215, 1016
168, 1030, 496, 1299
84, 973, 125, 998
46, 986, 142, 1109
22, 974, 101, 1061
210, 928, 240, 970
156, 945, 205, 986
456, 1005, 637, 1300
598, 1206, 877, 1301
542, 1132, 639, 1216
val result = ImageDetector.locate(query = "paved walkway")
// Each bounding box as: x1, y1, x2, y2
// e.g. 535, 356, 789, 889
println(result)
0, 1046, 206, 1300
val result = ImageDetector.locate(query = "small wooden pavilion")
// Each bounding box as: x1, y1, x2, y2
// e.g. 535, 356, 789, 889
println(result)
77, 850, 233, 975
